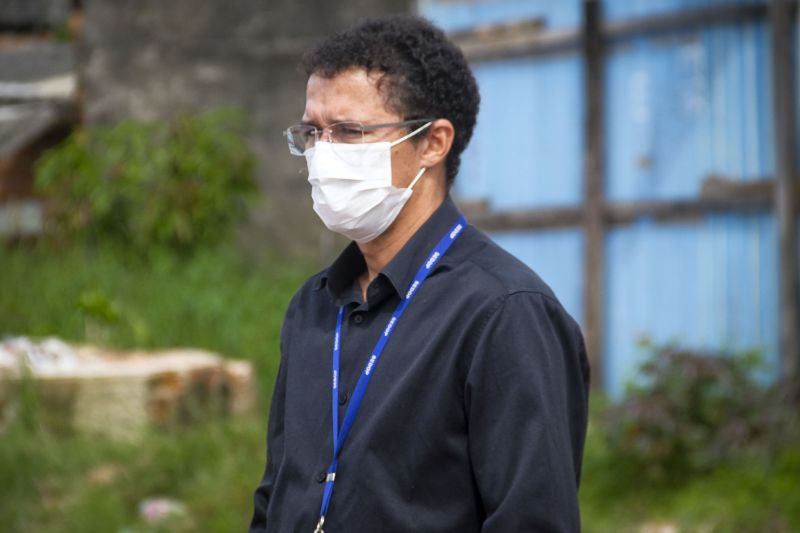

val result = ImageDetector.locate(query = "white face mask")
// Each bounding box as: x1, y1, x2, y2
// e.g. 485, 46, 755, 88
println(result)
305, 122, 431, 243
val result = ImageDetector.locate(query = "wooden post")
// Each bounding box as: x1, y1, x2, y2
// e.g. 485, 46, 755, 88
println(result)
769, 0, 799, 378
582, 0, 605, 389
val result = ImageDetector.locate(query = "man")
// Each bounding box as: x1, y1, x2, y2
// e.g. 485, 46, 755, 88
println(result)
250, 15, 590, 533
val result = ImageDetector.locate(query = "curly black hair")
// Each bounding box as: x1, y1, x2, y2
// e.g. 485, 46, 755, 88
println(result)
301, 15, 480, 187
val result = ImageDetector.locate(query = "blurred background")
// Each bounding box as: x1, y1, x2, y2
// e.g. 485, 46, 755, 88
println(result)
1, 0, 798, 531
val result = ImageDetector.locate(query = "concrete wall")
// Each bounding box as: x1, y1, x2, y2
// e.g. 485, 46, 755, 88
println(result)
0, 0, 71, 29
79, 0, 414, 259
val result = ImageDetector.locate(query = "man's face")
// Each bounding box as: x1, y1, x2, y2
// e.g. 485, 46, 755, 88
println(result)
302, 68, 425, 189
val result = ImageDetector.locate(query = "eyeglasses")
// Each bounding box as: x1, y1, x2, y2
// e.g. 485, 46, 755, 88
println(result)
284, 118, 434, 156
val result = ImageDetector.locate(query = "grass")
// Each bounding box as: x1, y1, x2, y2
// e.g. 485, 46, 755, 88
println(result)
0, 243, 312, 532
580, 403, 800, 533
1, 243, 798, 532
0, 416, 266, 532
0, 243, 312, 404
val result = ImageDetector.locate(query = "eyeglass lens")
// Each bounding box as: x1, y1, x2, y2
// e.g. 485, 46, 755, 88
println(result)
286, 119, 430, 155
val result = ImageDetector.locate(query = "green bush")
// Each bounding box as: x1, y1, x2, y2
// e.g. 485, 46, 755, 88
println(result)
581, 421, 800, 532
34, 108, 257, 255
602, 346, 800, 483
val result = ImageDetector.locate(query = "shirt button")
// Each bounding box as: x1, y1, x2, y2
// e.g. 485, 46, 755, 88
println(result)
352, 314, 364, 324
315, 471, 326, 484
338, 391, 348, 405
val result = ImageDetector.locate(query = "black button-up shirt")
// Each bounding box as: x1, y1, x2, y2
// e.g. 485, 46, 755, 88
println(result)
250, 196, 590, 532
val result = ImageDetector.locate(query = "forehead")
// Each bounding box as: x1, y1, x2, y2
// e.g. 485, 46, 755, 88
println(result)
303, 68, 398, 124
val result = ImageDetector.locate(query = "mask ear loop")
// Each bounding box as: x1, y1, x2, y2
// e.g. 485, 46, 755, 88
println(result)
391, 121, 431, 191
407, 167, 426, 190
390, 121, 433, 147
395, 122, 432, 191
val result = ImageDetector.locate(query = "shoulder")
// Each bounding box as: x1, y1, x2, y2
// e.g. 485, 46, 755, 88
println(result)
451, 225, 561, 304
283, 268, 327, 318
442, 225, 583, 348
454, 228, 588, 381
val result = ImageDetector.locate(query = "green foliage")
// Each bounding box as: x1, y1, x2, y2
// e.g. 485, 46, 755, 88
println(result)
0, 243, 311, 406
581, 419, 800, 533
77, 289, 122, 324
0, 244, 313, 532
34, 108, 257, 255
0, 412, 266, 533
602, 346, 800, 483
667, 448, 800, 532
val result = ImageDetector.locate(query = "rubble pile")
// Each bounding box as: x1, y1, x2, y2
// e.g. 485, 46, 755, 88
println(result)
0, 336, 256, 439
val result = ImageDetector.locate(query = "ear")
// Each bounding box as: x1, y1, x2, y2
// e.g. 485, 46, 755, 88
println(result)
418, 118, 455, 169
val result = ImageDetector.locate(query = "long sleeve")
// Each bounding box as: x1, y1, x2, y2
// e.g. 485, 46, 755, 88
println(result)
465, 291, 590, 532
249, 304, 293, 532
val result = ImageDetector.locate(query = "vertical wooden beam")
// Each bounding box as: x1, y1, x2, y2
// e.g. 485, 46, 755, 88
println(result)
582, 0, 605, 389
770, 0, 799, 378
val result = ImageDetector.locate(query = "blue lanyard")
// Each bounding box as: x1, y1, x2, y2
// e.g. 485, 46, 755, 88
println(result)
314, 215, 467, 532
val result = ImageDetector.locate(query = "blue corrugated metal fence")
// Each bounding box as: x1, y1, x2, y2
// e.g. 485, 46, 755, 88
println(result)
419, 0, 796, 397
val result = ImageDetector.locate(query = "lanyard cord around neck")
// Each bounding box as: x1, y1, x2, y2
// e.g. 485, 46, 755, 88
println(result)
314, 215, 467, 533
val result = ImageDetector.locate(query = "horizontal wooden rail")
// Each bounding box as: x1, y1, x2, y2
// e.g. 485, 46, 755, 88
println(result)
454, 1, 794, 62
466, 179, 780, 232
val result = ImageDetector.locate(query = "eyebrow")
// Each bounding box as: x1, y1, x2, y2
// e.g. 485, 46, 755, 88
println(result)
299, 117, 362, 128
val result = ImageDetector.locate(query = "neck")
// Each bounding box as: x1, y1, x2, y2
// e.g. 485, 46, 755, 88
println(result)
357, 179, 446, 297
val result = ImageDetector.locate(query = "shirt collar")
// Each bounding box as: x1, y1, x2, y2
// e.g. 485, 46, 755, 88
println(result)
317, 195, 464, 304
